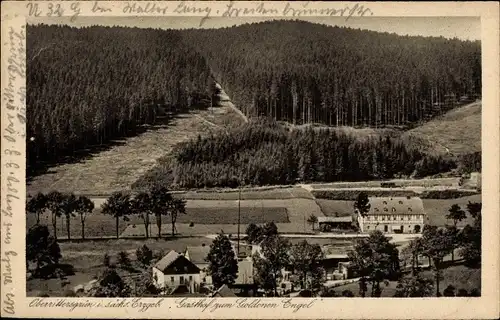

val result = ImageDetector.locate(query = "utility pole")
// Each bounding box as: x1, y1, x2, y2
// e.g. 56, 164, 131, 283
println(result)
237, 187, 241, 256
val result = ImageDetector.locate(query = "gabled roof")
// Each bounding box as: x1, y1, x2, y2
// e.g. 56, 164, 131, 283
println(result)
154, 250, 200, 274
154, 250, 180, 271
185, 246, 210, 265
212, 284, 237, 297
365, 197, 425, 215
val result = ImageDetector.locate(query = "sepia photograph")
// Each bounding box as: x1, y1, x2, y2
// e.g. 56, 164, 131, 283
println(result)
22, 13, 486, 301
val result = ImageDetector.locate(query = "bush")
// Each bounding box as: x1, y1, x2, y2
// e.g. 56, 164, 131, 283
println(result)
118, 251, 130, 267
312, 189, 417, 200
103, 253, 111, 267
136, 245, 153, 266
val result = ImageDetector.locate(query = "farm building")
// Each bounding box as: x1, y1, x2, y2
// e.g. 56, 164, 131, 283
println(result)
318, 216, 354, 232
184, 245, 212, 284
356, 197, 426, 234
153, 250, 201, 293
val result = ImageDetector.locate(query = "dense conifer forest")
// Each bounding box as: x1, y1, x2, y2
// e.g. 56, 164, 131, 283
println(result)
27, 24, 214, 174
133, 120, 457, 190
28, 21, 481, 188
183, 20, 481, 126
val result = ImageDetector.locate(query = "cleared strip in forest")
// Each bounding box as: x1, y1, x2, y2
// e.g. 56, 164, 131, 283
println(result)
27, 105, 243, 195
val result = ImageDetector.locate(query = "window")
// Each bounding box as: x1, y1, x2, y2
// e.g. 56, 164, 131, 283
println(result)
382, 216, 385, 221
401, 217, 404, 221
399, 200, 403, 204
393, 216, 396, 220
170, 277, 174, 283
180, 276, 184, 284
383, 201, 387, 205
392, 207, 396, 212
189, 275, 193, 281
375, 208, 379, 212
384, 208, 388, 212
367, 226, 370, 230
384, 225, 388, 232
408, 207, 412, 212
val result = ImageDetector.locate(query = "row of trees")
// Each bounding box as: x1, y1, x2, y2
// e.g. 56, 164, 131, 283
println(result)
183, 20, 481, 126
27, 192, 94, 240
27, 24, 214, 174
400, 201, 481, 297
134, 120, 456, 190
27, 187, 186, 240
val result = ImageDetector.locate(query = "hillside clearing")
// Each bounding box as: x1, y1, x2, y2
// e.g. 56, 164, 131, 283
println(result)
402, 102, 481, 155
27, 105, 244, 196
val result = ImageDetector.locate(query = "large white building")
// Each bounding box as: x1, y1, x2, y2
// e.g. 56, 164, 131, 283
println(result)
356, 197, 426, 234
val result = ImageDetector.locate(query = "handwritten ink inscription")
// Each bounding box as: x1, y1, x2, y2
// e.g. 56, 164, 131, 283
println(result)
2, 25, 25, 316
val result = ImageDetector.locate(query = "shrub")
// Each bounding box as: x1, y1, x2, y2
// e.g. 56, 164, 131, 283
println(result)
118, 251, 130, 267
103, 253, 111, 267
136, 245, 153, 266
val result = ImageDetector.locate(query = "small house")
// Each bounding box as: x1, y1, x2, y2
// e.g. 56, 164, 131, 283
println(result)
153, 250, 201, 293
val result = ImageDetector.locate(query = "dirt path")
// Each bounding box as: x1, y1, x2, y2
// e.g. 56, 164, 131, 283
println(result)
27, 105, 243, 195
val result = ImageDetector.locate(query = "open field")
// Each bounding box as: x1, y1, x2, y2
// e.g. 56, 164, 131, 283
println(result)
330, 263, 481, 297
402, 102, 481, 156
424, 194, 481, 227
27, 198, 323, 238
27, 104, 245, 196
172, 187, 314, 200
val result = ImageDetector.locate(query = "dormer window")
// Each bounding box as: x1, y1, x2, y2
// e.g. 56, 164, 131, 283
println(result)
408, 207, 412, 212
374, 208, 379, 212
383, 201, 387, 205
384, 208, 388, 212
392, 207, 396, 212
399, 200, 403, 204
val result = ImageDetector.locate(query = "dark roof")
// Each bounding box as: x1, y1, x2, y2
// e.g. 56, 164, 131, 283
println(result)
154, 250, 180, 271
365, 197, 425, 215
154, 250, 200, 274
318, 216, 352, 223
212, 284, 237, 297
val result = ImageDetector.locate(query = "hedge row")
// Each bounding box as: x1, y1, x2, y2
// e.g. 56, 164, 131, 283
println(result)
312, 189, 480, 200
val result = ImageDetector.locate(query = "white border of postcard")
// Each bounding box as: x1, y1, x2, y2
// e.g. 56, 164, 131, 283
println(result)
1, 1, 499, 319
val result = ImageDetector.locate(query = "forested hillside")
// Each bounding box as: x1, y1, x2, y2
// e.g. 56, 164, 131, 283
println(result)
27, 24, 214, 173
183, 20, 481, 127
133, 120, 456, 190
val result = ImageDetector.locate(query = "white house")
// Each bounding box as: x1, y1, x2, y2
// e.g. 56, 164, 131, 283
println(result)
153, 250, 201, 293
356, 197, 426, 234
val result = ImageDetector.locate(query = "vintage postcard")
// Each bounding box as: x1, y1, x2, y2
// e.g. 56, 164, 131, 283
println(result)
1, 1, 499, 319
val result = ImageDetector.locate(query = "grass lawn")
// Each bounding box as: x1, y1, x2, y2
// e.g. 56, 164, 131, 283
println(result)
330, 263, 481, 297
